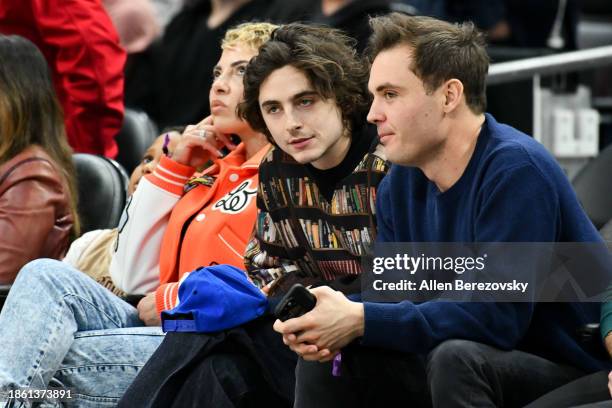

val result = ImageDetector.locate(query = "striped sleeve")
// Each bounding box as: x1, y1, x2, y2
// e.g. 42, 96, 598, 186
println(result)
155, 282, 179, 314
147, 156, 195, 195
155, 270, 192, 313
110, 158, 192, 294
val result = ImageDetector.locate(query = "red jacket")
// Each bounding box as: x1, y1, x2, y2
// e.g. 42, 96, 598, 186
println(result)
0, 0, 125, 157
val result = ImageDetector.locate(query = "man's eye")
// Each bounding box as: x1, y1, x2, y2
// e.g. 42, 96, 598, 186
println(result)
384, 91, 397, 100
212, 70, 221, 79
236, 65, 247, 76
266, 106, 280, 114
299, 98, 313, 107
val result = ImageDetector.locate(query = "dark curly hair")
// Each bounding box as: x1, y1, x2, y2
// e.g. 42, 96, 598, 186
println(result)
239, 23, 370, 142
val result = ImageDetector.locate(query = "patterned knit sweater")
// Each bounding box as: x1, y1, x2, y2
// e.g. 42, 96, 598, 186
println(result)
244, 131, 389, 296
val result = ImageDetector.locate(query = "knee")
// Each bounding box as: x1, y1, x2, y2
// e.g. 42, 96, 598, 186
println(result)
14, 258, 75, 287
427, 339, 487, 375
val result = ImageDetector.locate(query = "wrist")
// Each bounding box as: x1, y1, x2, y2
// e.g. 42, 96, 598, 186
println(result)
349, 301, 365, 339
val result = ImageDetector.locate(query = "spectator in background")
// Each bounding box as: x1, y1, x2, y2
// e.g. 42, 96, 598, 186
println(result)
124, 0, 306, 130
402, 0, 578, 50
0, 35, 79, 284
299, 0, 411, 53
150, 0, 184, 30
104, 0, 161, 54
0, 23, 275, 406
0, 0, 126, 158
63, 129, 183, 297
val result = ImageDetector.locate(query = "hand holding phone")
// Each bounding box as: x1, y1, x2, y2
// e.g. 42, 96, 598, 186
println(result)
274, 284, 316, 322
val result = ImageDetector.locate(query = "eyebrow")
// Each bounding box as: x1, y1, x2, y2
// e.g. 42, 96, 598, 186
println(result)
213, 60, 249, 72
231, 60, 249, 67
374, 82, 401, 92
260, 90, 318, 108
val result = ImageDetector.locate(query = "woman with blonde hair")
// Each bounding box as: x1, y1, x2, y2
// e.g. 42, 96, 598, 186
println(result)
0, 34, 79, 284
0, 22, 275, 406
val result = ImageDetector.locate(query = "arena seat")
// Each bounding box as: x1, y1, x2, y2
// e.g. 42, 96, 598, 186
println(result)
74, 153, 129, 234
115, 107, 158, 175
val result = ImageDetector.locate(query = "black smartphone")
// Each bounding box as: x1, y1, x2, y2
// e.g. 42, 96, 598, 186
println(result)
274, 284, 317, 321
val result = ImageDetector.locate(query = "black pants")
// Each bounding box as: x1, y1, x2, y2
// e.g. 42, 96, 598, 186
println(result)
525, 370, 611, 408
295, 339, 585, 408
295, 344, 431, 408
118, 316, 297, 408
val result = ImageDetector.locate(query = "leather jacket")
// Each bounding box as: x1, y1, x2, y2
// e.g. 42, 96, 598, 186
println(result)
0, 146, 75, 284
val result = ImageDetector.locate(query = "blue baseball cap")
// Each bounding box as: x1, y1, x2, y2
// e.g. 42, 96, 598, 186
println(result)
161, 264, 268, 333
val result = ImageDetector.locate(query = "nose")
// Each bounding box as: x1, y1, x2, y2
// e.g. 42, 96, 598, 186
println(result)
367, 100, 384, 124
212, 75, 229, 94
285, 108, 303, 134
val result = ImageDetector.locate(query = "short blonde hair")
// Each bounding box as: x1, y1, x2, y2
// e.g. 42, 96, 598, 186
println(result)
222, 22, 278, 52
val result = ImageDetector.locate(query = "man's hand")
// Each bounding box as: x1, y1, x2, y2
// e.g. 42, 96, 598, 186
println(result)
137, 292, 162, 326
273, 286, 364, 362
171, 116, 237, 168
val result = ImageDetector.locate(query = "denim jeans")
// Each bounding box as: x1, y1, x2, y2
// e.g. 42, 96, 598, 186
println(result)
0, 259, 165, 407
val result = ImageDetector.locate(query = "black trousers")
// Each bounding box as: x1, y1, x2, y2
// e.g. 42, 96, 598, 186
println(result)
525, 370, 611, 408
118, 316, 297, 408
295, 344, 431, 408
295, 339, 586, 408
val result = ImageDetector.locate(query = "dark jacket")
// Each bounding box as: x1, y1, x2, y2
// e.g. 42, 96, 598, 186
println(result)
0, 145, 74, 283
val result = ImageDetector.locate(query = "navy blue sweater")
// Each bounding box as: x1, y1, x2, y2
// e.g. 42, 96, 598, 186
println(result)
365, 113, 609, 372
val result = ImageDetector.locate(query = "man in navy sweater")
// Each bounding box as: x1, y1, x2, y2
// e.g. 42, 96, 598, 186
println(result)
274, 13, 610, 407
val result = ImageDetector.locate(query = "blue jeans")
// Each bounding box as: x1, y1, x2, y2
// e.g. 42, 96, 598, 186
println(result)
0, 259, 165, 407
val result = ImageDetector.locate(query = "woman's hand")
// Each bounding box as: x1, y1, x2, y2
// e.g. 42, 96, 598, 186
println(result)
171, 116, 237, 168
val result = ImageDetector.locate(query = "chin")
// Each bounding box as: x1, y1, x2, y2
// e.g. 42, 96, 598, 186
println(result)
289, 150, 318, 165
214, 116, 244, 134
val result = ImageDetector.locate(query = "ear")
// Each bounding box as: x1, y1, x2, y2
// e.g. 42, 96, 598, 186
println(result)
442, 79, 464, 114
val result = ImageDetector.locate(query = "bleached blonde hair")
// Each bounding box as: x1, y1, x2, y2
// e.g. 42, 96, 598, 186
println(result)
222, 22, 278, 52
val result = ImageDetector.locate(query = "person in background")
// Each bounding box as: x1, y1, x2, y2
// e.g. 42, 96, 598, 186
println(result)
0, 0, 125, 157
298, 0, 411, 52
124, 0, 306, 130
104, 0, 161, 54
0, 22, 274, 406
63, 129, 183, 297
402, 0, 578, 50
0, 35, 79, 285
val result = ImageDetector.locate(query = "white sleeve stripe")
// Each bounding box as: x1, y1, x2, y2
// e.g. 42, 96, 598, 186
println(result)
153, 172, 185, 187
156, 164, 191, 180
172, 286, 180, 308
164, 284, 173, 310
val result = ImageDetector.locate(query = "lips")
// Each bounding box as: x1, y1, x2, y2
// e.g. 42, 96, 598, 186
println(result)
378, 132, 394, 144
289, 136, 314, 149
210, 100, 227, 112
